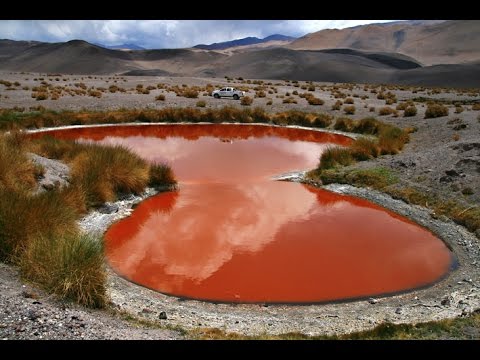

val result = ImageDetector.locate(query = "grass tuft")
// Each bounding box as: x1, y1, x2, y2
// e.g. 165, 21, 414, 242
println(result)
20, 233, 107, 308
149, 163, 177, 188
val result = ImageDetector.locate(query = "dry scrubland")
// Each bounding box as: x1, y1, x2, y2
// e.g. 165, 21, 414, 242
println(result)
1, 71, 480, 339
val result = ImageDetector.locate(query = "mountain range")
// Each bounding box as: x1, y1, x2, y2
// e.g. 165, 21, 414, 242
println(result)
0, 20, 479, 88
194, 34, 296, 50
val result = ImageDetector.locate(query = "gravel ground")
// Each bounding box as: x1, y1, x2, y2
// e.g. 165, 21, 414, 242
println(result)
0, 263, 184, 339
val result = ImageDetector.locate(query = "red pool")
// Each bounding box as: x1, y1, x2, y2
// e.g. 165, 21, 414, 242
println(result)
35, 124, 452, 303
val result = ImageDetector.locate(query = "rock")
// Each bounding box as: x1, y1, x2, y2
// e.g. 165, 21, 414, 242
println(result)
159, 312, 167, 320
118, 193, 136, 201
27, 310, 40, 321
368, 298, 377, 304
98, 203, 119, 214
439, 176, 453, 183
42, 183, 55, 191
452, 124, 467, 131
141, 308, 153, 314
445, 169, 460, 177
441, 297, 451, 306
395, 307, 402, 314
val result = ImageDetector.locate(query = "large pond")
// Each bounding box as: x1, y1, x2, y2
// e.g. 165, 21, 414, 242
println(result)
35, 124, 452, 303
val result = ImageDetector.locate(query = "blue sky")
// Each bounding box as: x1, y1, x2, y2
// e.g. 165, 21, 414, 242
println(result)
0, 20, 400, 49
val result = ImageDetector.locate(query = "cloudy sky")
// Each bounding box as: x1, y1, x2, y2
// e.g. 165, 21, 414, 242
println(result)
0, 20, 400, 49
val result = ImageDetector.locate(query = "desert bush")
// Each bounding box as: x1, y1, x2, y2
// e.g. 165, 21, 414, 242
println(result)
378, 126, 409, 154
88, 90, 102, 98
35, 92, 48, 101
378, 107, 396, 116
241, 96, 253, 106
454, 105, 464, 114
404, 106, 417, 117
255, 90, 266, 98
343, 105, 356, 115
396, 102, 409, 111
425, 104, 449, 118
331, 100, 342, 110
472, 103, 480, 111
196, 100, 206, 107
385, 98, 395, 105
20, 233, 106, 308
155, 94, 165, 101
344, 97, 354, 104
266, 100, 273, 106
282, 97, 297, 104
183, 89, 199, 98
307, 97, 324, 106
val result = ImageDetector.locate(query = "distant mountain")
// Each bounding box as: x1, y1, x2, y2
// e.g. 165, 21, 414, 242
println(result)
351, 20, 447, 28
289, 20, 480, 65
194, 34, 296, 50
108, 43, 145, 51
93, 42, 145, 51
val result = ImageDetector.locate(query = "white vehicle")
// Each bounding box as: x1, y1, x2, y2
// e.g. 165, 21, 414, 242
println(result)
211, 87, 245, 100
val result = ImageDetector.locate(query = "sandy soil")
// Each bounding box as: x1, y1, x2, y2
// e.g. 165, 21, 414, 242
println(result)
1, 71, 480, 338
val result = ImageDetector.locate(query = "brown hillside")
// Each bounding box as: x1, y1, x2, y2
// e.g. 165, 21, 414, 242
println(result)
289, 20, 480, 65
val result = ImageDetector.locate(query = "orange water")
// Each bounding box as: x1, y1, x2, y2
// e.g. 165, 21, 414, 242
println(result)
36, 124, 452, 303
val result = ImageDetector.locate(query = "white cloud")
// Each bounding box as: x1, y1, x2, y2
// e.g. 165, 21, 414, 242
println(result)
0, 20, 402, 49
